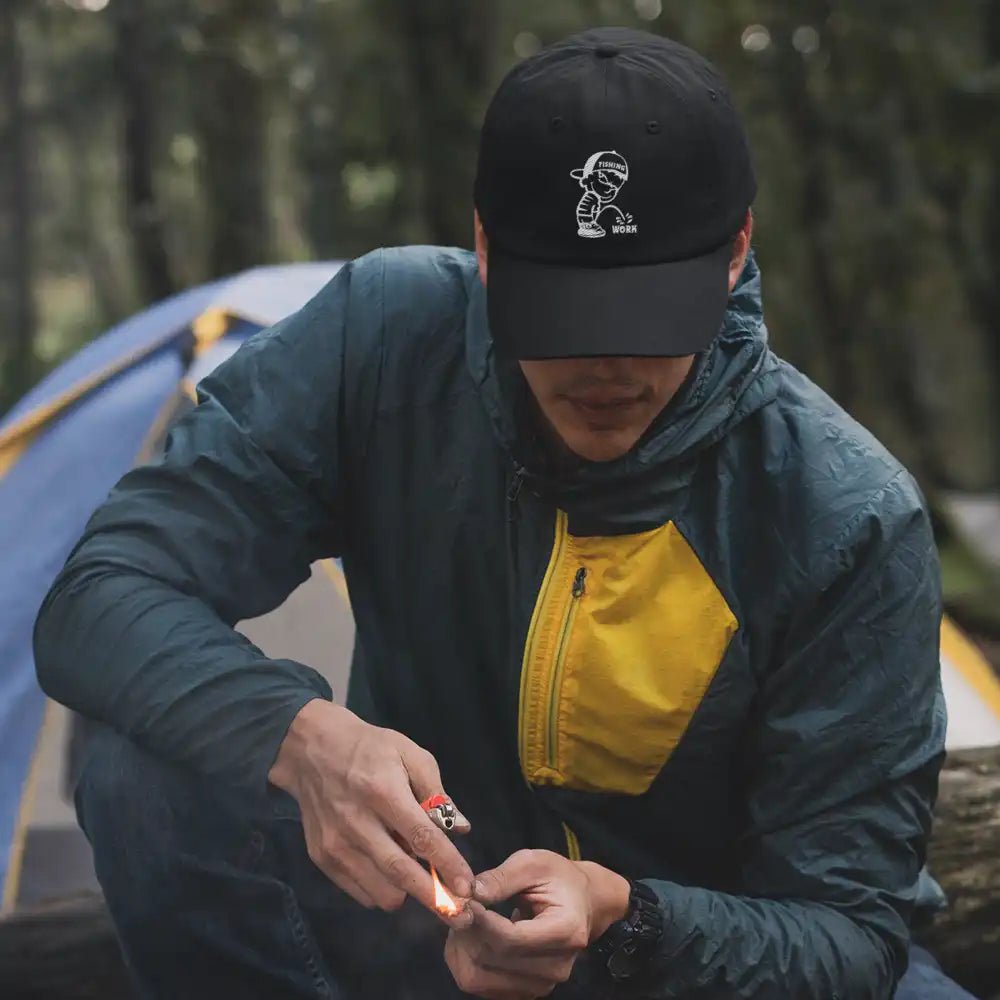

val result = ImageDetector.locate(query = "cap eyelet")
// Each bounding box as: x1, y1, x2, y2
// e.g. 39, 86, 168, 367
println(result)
550, 116, 565, 132
645, 120, 661, 134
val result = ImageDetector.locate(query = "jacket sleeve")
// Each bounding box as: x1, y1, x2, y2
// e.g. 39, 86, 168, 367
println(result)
627, 471, 946, 998
34, 261, 370, 793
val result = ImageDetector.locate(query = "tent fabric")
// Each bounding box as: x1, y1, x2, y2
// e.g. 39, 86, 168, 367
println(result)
1, 349, 186, 911
939, 616, 1000, 749
0, 263, 341, 910
2, 259, 999, 909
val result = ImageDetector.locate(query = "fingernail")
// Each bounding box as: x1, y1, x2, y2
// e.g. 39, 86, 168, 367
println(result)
473, 879, 486, 899
455, 877, 472, 898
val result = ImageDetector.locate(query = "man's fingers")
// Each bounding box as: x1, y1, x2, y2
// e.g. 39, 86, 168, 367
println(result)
307, 846, 377, 909
482, 948, 577, 982
399, 742, 472, 834
333, 845, 407, 911
473, 850, 551, 905
352, 818, 441, 910
469, 900, 585, 957
377, 777, 474, 898
331, 871, 376, 909
400, 739, 445, 802
446, 933, 556, 1000
308, 827, 405, 911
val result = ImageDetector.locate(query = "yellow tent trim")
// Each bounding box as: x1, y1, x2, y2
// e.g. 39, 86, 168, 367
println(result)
0, 433, 36, 480
0, 336, 176, 455
941, 614, 1000, 721
0, 307, 236, 483
191, 308, 230, 356
320, 559, 351, 610
1, 700, 57, 914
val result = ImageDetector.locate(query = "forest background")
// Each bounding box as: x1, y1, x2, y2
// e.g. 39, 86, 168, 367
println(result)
2, 0, 999, 635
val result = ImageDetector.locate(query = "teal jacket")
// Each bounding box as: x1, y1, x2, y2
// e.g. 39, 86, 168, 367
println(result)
36, 247, 945, 998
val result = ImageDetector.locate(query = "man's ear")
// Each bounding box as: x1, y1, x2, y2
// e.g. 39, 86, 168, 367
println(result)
728, 209, 753, 291
474, 210, 488, 286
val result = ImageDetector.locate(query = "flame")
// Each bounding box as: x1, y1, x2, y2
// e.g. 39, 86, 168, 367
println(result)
430, 865, 460, 916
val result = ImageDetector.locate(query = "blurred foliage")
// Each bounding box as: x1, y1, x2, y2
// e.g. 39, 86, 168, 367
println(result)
0, 2, 998, 557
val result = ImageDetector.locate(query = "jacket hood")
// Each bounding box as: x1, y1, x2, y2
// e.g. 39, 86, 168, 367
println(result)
466, 251, 782, 529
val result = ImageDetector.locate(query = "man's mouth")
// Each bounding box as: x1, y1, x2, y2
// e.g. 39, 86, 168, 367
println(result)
567, 393, 644, 413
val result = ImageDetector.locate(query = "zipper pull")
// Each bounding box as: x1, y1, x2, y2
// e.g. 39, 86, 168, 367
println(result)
506, 465, 525, 521
572, 567, 587, 598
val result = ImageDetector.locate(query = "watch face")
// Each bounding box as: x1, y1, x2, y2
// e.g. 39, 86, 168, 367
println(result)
607, 941, 639, 980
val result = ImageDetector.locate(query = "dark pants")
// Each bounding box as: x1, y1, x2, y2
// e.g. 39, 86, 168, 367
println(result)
75, 728, 976, 1000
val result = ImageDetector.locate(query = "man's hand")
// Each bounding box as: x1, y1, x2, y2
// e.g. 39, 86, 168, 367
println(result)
268, 698, 474, 924
444, 849, 630, 999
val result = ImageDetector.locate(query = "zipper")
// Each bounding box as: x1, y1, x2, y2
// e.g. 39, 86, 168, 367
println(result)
546, 566, 586, 769
562, 822, 582, 861
506, 465, 525, 522
517, 510, 567, 773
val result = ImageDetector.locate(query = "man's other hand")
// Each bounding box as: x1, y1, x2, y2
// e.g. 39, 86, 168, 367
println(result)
268, 698, 473, 924
444, 849, 630, 998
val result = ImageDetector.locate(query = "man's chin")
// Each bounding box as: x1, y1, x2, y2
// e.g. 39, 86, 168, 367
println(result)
562, 429, 641, 463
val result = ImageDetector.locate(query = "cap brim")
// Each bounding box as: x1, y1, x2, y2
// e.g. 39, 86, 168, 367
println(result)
487, 242, 732, 359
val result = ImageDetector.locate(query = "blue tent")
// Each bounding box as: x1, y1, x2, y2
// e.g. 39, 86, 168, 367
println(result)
0, 263, 343, 909
3, 260, 1000, 911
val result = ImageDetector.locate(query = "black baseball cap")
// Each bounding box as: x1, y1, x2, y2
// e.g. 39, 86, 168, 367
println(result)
474, 27, 756, 359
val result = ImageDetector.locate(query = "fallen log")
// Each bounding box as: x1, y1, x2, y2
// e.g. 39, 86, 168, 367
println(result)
0, 892, 130, 999
916, 744, 1000, 1000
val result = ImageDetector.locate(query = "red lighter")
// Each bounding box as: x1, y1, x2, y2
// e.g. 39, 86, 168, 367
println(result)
421, 793, 458, 833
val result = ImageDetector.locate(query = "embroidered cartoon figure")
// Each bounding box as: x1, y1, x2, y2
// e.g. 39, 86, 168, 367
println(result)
570, 150, 636, 238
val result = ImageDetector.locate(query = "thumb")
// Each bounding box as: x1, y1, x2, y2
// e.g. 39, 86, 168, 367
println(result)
473, 850, 542, 905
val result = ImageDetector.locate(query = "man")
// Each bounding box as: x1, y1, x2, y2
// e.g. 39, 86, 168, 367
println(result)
35, 27, 967, 1000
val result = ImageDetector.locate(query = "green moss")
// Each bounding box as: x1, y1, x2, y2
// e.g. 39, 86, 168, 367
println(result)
939, 538, 1000, 637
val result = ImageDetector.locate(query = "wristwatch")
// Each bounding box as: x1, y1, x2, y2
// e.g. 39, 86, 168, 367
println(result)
593, 879, 664, 981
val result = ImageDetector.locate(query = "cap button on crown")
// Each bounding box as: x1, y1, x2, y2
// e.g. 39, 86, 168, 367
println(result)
594, 42, 619, 58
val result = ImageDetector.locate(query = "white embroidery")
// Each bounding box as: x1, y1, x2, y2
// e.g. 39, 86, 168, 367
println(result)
569, 150, 637, 238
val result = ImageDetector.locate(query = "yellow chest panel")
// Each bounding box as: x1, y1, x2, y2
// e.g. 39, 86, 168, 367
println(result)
518, 511, 738, 795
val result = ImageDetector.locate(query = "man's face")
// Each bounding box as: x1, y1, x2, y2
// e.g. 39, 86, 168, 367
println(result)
473, 209, 752, 464
518, 354, 695, 463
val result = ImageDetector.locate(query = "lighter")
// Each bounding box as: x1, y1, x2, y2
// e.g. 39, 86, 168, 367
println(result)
421, 793, 458, 833
419, 794, 470, 916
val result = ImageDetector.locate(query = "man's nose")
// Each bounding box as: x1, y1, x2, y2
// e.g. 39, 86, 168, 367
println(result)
587, 356, 632, 377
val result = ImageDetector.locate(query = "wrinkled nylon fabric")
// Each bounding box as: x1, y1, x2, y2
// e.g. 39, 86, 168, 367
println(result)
35, 247, 945, 998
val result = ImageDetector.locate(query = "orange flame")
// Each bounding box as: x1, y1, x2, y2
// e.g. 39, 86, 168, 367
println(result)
430, 865, 460, 916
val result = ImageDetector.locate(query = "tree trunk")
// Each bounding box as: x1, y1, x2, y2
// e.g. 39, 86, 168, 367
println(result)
0, 893, 130, 1000
916, 2, 1000, 490
769, 5, 860, 414
971, 3, 1000, 488
194, 0, 271, 278
61, 116, 130, 328
290, 2, 349, 258
854, 88, 947, 489
0, 0, 37, 412
917, 745, 1000, 999
380, 0, 499, 248
110, 0, 175, 304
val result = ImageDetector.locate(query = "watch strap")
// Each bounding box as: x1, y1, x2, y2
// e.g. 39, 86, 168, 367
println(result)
594, 879, 664, 981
